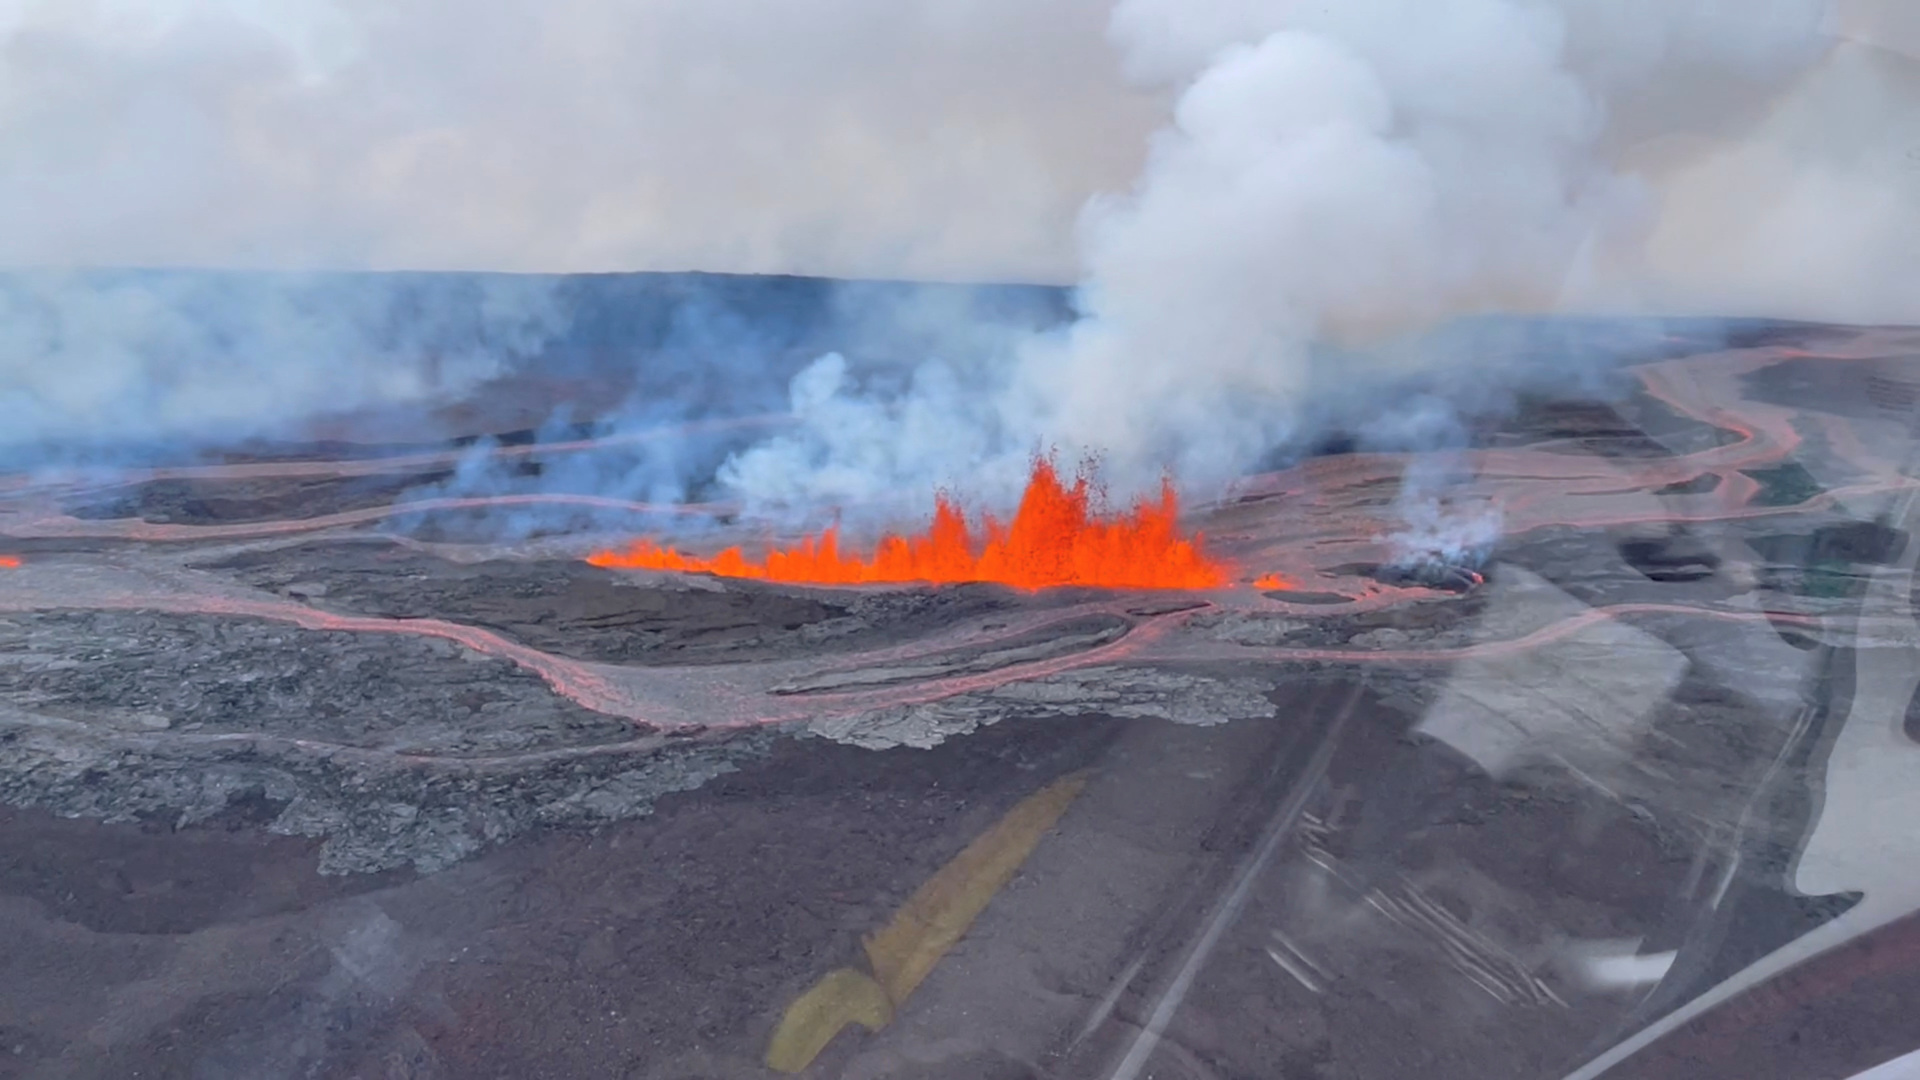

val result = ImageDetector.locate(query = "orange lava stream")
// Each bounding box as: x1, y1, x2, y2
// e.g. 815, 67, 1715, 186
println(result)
588, 458, 1233, 591
0, 556, 20, 569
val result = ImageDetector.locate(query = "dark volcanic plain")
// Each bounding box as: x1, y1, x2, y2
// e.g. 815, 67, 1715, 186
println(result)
4, 318, 1920, 1080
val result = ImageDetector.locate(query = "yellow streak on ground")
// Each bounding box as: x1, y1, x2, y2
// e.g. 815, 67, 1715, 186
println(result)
763, 770, 1090, 1073
863, 770, 1090, 1003
763, 968, 894, 1073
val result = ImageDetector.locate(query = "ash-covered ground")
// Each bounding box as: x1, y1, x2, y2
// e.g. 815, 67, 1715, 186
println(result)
5, 318, 1920, 1079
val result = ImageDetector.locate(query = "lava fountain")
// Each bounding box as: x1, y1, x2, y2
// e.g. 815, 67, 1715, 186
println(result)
588, 458, 1234, 590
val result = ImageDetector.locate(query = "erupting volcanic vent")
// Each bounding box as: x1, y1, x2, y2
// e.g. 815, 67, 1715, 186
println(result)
589, 458, 1232, 591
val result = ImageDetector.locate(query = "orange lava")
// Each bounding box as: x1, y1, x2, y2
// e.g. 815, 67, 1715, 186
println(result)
1253, 573, 1295, 591
588, 458, 1232, 591
0, 556, 19, 569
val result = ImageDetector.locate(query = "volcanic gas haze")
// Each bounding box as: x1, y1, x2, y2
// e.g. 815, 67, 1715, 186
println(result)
3, 0, 1917, 526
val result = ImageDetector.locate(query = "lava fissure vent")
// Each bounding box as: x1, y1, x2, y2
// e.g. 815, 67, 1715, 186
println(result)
590, 458, 1239, 592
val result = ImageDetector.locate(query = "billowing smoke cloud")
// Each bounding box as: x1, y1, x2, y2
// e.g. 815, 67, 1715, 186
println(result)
722, 0, 1847, 515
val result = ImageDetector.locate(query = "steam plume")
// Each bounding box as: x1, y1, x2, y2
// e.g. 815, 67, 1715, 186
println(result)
724, 0, 1849, 515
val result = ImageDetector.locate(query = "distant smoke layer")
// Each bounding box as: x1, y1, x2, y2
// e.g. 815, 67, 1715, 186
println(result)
0, 270, 565, 462
0, 269, 1068, 475
4, 0, 1918, 527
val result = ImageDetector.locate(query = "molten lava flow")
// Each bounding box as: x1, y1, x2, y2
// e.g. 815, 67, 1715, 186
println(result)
0, 556, 19, 569
588, 459, 1231, 591
1253, 573, 1295, 591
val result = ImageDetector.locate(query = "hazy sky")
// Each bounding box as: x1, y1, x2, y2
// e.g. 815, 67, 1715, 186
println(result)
2, 0, 1917, 319
0, 0, 1160, 282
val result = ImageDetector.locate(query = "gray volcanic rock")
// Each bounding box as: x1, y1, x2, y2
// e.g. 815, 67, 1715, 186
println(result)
204, 540, 1032, 665
0, 611, 766, 874
807, 665, 1276, 750
770, 614, 1131, 695
0, 611, 638, 753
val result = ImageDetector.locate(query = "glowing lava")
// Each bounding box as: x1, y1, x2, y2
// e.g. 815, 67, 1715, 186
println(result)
1253, 573, 1296, 591
0, 556, 19, 569
588, 458, 1232, 591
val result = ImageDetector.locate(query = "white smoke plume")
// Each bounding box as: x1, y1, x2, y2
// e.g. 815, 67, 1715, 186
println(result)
723, 0, 1851, 514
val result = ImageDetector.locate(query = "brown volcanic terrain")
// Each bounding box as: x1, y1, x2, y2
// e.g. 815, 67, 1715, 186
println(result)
4, 324, 1920, 1078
